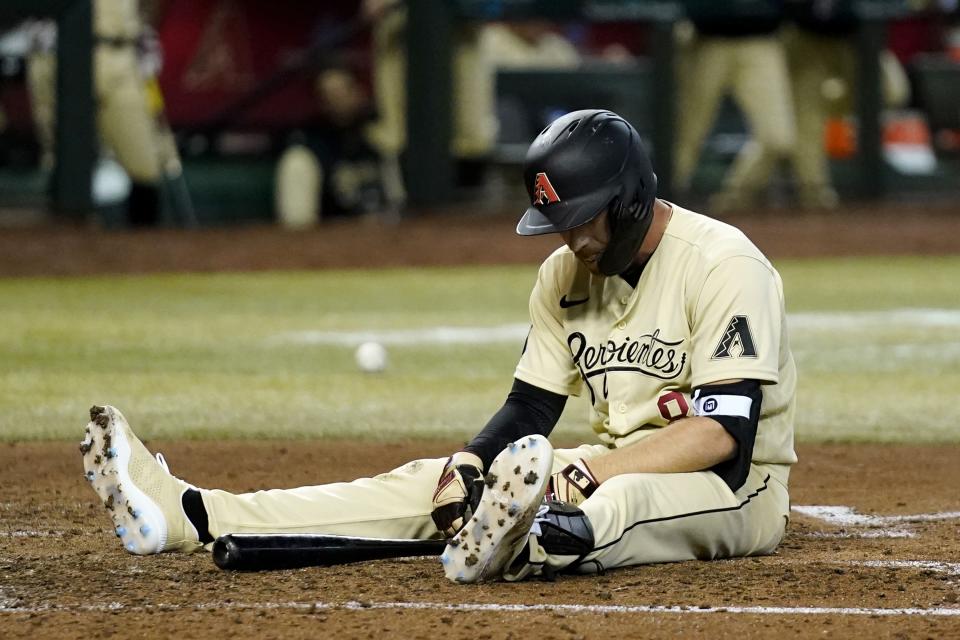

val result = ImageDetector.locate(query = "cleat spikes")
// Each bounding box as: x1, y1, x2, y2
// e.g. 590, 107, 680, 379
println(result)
81, 404, 201, 555
441, 435, 553, 583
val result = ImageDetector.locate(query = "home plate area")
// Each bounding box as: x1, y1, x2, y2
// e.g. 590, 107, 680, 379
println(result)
1, 441, 957, 639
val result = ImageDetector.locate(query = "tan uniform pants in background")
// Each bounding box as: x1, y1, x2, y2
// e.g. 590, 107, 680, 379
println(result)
27, 45, 161, 185
781, 27, 910, 207
364, 7, 496, 161
674, 34, 797, 207
202, 444, 790, 575
94, 43, 162, 184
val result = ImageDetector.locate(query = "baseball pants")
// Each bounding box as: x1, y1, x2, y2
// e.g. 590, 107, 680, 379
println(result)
201, 445, 790, 574
674, 34, 797, 200
27, 44, 162, 184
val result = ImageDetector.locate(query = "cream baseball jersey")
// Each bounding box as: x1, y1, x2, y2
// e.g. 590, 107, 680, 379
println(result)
95, 0, 142, 40
515, 202, 797, 465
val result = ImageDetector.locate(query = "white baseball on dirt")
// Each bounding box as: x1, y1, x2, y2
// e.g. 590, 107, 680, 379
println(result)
355, 341, 388, 373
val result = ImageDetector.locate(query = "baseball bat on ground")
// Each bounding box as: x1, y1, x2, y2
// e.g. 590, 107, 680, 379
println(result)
212, 533, 447, 571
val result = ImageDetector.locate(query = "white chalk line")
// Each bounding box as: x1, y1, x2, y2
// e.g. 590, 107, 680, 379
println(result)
1, 599, 958, 618
792, 558, 960, 582
273, 308, 960, 347
275, 324, 530, 347
792, 505, 960, 540
799, 530, 915, 539
789, 308, 960, 331
793, 506, 960, 526
856, 560, 960, 576
2, 556, 957, 617
0, 530, 64, 538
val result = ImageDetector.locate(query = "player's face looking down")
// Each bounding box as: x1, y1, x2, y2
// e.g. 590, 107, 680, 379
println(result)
559, 208, 610, 274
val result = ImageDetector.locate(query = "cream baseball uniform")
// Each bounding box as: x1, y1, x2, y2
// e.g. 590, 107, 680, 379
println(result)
201, 203, 795, 578
27, 1, 162, 184
507, 202, 795, 577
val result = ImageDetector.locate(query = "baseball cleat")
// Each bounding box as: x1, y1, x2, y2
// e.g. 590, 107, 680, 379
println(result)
81, 405, 202, 554
441, 434, 553, 583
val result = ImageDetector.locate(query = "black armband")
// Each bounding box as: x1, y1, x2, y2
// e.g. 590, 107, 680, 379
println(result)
693, 379, 763, 492
464, 378, 567, 471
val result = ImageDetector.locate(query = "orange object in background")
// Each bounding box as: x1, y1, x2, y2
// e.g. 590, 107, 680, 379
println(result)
947, 28, 960, 63
882, 111, 937, 174
824, 117, 857, 159
883, 112, 931, 146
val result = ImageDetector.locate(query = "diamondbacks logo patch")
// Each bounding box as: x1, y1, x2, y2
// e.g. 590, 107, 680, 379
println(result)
532, 172, 560, 206
712, 315, 758, 359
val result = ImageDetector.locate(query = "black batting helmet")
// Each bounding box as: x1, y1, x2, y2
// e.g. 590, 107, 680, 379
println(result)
516, 109, 657, 276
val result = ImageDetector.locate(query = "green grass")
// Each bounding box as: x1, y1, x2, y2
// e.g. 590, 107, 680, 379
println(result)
1, 257, 958, 443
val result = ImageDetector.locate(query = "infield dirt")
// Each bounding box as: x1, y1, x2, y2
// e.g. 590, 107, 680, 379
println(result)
2, 439, 959, 639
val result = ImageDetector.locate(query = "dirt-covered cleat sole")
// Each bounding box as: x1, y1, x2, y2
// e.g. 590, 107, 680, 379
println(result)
441, 434, 553, 583
81, 405, 195, 554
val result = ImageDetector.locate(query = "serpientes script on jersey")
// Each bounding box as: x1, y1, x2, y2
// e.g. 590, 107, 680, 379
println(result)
568, 330, 686, 382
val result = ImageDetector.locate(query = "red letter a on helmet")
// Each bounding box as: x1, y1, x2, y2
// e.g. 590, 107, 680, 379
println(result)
533, 172, 561, 206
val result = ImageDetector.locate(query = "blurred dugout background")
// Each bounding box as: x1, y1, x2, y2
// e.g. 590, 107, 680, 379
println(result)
0, 0, 957, 229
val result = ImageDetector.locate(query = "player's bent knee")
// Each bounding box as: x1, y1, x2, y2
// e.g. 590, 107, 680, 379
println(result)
536, 501, 595, 557
503, 501, 595, 581
758, 131, 797, 158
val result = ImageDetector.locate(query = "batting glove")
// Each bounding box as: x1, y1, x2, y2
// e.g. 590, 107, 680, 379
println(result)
547, 459, 599, 506
431, 451, 485, 538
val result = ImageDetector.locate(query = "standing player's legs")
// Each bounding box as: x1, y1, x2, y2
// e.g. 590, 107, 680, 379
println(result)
95, 46, 163, 227
26, 50, 57, 172
785, 30, 841, 209
672, 38, 735, 192
450, 25, 496, 162
713, 36, 796, 210
365, 8, 407, 159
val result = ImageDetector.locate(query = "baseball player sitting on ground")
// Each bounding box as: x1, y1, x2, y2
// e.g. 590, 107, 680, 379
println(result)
81, 109, 796, 582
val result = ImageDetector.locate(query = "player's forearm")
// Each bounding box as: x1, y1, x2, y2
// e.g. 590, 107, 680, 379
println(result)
464, 378, 566, 470
587, 417, 737, 484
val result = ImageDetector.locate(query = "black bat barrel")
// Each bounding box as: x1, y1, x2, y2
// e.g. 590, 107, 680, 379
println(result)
212, 533, 447, 571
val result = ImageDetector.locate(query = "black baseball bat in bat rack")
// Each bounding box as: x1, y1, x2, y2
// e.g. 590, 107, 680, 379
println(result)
212, 533, 447, 571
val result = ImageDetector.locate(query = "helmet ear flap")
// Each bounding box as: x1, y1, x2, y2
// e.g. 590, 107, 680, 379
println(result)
606, 196, 622, 226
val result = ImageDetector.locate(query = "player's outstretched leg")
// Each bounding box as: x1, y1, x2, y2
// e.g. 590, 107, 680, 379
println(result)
441, 434, 553, 583
81, 405, 203, 555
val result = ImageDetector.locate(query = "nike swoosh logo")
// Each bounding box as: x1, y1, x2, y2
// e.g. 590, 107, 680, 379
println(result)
559, 295, 590, 308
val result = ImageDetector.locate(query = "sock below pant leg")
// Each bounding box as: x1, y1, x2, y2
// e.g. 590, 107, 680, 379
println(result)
128, 182, 161, 227
182, 488, 214, 543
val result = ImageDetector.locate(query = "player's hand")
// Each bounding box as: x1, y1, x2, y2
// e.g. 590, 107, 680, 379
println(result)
546, 459, 599, 506
431, 451, 485, 538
